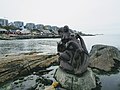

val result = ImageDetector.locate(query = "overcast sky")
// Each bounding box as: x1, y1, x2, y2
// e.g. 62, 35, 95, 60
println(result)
0, 0, 120, 34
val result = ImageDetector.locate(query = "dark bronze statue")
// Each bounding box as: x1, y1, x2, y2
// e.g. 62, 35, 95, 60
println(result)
57, 26, 89, 75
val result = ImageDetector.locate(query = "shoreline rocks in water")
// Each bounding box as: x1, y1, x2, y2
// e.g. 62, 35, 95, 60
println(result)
2, 65, 59, 90
89, 44, 120, 74
0, 53, 58, 84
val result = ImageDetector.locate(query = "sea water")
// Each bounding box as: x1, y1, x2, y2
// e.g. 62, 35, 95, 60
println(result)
0, 34, 120, 56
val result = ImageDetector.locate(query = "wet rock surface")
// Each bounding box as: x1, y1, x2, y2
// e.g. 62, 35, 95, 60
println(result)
0, 53, 58, 84
8, 74, 55, 90
1, 65, 59, 90
89, 44, 120, 72
9, 75, 45, 90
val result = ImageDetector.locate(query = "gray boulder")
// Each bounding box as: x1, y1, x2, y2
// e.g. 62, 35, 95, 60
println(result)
54, 67, 96, 90
89, 44, 120, 72
8, 75, 45, 90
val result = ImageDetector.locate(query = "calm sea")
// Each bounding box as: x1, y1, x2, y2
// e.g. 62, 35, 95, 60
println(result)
0, 34, 120, 56
0, 34, 120, 90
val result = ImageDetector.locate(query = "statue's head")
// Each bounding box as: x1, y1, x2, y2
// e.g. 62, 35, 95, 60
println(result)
58, 25, 71, 43
58, 25, 70, 35
57, 25, 70, 53
63, 25, 69, 32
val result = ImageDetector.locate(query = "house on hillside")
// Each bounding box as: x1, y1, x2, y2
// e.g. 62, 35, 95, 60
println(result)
0, 28, 8, 34
0, 19, 8, 26
21, 29, 30, 35
51, 26, 59, 35
44, 25, 52, 31
13, 21, 24, 30
25, 23, 35, 30
35, 24, 44, 30
41, 29, 52, 36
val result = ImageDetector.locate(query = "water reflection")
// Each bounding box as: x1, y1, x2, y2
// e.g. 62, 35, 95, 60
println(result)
0, 39, 60, 56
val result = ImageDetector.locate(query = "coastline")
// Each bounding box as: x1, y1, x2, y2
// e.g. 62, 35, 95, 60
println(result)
0, 52, 58, 84
0, 34, 61, 40
0, 34, 96, 40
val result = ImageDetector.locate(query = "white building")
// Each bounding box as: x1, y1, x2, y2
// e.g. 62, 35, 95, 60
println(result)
0, 28, 7, 34
14, 21, 24, 29
21, 29, 30, 34
44, 25, 52, 30
52, 26, 59, 31
52, 26, 59, 34
35, 24, 44, 30
25, 23, 35, 30
41, 29, 52, 36
0, 19, 8, 26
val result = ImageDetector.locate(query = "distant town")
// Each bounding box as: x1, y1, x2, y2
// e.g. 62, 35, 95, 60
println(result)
0, 18, 95, 40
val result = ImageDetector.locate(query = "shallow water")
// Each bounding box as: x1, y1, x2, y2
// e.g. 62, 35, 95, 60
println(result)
99, 72, 120, 90
83, 34, 120, 52
0, 38, 60, 56
0, 35, 120, 56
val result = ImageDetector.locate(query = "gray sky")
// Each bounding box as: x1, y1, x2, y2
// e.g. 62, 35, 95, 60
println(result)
0, 0, 120, 34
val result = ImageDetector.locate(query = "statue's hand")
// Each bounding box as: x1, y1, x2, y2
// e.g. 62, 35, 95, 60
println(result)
59, 50, 71, 61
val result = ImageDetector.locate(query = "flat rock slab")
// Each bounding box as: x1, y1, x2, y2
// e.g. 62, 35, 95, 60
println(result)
54, 67, 96, 90
0, 53, 58, 84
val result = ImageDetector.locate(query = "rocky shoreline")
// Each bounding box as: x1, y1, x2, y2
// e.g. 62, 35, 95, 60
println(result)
0, 44, 120, 90
0, 53, 58, 84
0, 34, 61, 40
0, 34, 95, 40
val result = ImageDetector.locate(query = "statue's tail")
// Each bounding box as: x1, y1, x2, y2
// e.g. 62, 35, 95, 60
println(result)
76, 34, 89, 55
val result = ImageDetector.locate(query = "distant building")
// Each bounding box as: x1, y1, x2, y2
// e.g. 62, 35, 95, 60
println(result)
0, 19, 8, 26
44, 25, 52, 30
41, 29, 52, 36
51, 26, 59, 35
52, 26, 59, 31
21, 29, 30, 34
25, 23, 35, 30
0, 28, 8, 34
9, 30, 17, 34
35, 24, 44, 30
14, 21, 24, 30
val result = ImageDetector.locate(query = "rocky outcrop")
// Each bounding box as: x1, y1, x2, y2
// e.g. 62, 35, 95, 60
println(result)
89, 44, 120, 72
54, 67, 96, 90
0, 53, 58, 84
8, 74, 54, 90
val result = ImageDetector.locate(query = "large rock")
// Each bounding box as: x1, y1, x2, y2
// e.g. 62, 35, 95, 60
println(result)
54, 67, 96, 90
0, 53, 58, 84
89, 44, 120, 72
